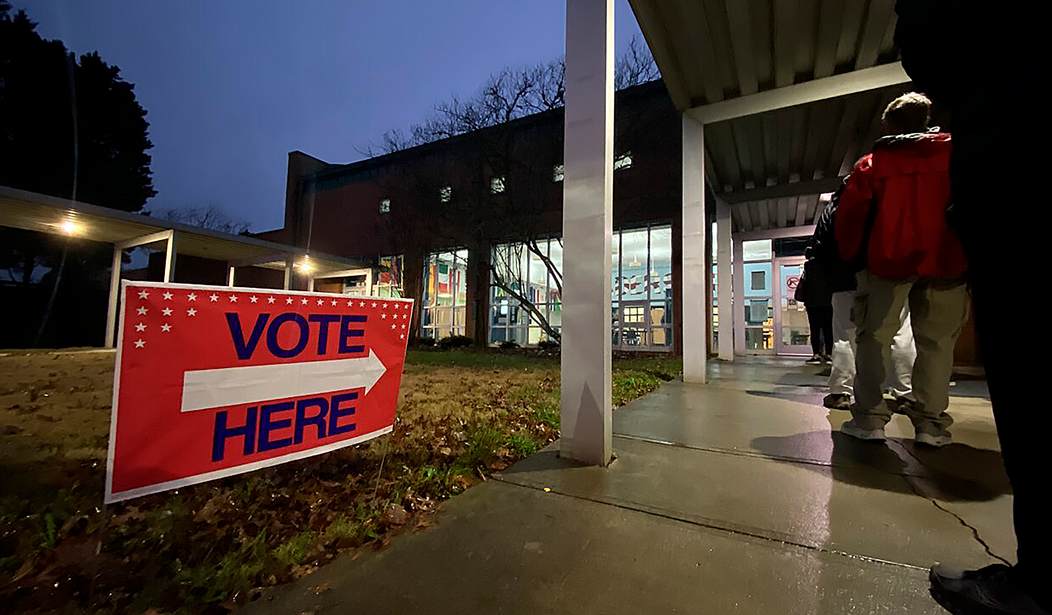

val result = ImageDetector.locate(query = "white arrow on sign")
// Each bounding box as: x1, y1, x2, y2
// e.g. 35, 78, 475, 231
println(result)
180, 350, 388, 412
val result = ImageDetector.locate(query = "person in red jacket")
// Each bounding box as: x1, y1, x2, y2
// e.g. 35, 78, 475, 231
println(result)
835, 92, 968, 447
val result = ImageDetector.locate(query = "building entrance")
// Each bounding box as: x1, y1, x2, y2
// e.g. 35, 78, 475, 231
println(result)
774, 257, 811, 356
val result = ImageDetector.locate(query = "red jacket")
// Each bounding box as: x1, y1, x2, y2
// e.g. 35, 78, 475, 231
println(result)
835, 132, 967, 280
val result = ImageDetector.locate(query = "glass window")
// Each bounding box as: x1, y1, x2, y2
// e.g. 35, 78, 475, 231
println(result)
439, 185, 452, 203
614, 151, 633, 170
490, 176, 505, 194
610, 224, 674, 352
487, 226, 673, 352
421, 250, 468, 339
742, 239, 772, 261
552, 164, 564, 182
379, 198, 391, 214
743, 263, 772, 297
375, 255, 404, 298
489, 239, 560, 346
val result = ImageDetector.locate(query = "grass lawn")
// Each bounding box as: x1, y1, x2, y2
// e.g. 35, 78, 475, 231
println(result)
0, 347, 680, 613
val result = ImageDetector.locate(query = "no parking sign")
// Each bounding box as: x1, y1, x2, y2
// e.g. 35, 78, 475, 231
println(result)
105, 281, 412, 503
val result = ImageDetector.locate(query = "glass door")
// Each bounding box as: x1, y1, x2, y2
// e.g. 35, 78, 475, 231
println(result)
774, 258, 811, 355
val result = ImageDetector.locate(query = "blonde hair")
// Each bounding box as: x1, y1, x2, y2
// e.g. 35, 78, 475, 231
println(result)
881, 92, 932, 134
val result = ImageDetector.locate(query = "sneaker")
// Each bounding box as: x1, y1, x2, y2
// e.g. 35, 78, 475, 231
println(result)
821, 354, 832, 364
840, 420, 887, 442
891, 397, 915, 415
823, 393, 852, 410
916, 430, 952, 448
805, 355, 823, 365
930, 563, 1050, 615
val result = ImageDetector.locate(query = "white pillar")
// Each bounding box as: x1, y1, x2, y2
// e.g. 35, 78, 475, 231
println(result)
560, 0, 614, 466
105, 245, 122, 348
283, 258, 293, 290
716, 200, 734, 360
682, 115, 707, 383
162, 232, 177, 283
307, 278, 315, 292
733, 237, 745, 355
227, 266, 236, 287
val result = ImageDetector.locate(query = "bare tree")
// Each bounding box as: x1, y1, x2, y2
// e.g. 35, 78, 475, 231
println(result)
365, 35, 658, 157
615, 35, 661, 89
370, 35, 661, 342
162, 204, 250, 235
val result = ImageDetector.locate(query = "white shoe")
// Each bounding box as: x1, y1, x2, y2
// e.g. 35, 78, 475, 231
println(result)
840, 420, 887, 442
916, 431, 952, 448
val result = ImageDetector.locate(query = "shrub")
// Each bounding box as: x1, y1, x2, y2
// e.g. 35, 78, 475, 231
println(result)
537, 339, 560, 352
436, 335, 473, 350
414, 336, 436, 347
499, 341, 520, 350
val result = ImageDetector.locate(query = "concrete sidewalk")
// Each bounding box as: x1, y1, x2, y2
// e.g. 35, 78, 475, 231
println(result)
249, 360, 1010, 614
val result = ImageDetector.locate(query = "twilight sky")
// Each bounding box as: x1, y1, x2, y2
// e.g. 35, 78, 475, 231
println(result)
19, 1, 644, 232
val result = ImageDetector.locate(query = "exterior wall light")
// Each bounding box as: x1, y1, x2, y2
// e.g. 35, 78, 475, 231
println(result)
56, 218, 82, 236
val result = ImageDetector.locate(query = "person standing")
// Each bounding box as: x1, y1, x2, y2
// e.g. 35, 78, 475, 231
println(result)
835, 92, 968, 448
895, 2, 1048, 613
795, 247, 833, 364
810, 186, 917, 411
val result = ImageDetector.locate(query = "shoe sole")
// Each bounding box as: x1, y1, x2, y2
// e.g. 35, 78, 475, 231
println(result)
841, 427, 887, 442
928, 575, 1003, 615
916, 435, 951, 448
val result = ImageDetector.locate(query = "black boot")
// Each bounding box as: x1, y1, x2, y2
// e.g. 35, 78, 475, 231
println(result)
930, 564, 1049, 614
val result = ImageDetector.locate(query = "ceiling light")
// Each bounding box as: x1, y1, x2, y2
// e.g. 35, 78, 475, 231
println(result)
57, 218, 82, 236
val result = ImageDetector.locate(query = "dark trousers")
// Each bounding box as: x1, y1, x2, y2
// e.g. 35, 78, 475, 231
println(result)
806, 305, 833, 356
956, 147, 1048, 599
967, 245, 1048, 596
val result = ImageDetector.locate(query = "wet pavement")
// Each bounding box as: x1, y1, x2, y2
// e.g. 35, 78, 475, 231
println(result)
248, 359, 1007, 614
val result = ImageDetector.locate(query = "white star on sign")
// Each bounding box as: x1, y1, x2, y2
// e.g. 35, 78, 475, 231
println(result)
316, 298, 325, 306
330, 299, 337, 306
135, 322, 146, 332
162, 291, 173, 301
391, 324, 396, 330
134, 339, 145, 349
267, 296, 276, 304
161, 323, 172, 332
301, 298, 308, 305
188, 293, 197, 302
137, 289, 149, 299
249, 295, 258, 303
401, 324, 406, 330
383, 303, 388, 309
381, 313, 387, 319
228, 295, 238, 302
187, 308, 197, 317
400, 334, 405, 340
209, 294, 219, 302
359, 301, 366, 307
136, 306, 148, 316
162, 307, 173, 316
371, 302, 377, 308
346, 300, 354, 307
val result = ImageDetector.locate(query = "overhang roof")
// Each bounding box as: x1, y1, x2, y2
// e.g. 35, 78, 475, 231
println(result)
630, 0, 910, 232
0, 185, 366, 274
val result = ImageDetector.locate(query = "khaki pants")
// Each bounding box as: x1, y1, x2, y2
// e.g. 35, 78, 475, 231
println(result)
851, 272, 969, 434
829, 290, 916, 399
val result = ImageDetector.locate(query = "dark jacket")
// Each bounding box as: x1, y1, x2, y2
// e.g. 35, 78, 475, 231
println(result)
795, 257, 832, 307
809, 181, 857, 293
894, 0, 1017, 250
836, 132, 967, 280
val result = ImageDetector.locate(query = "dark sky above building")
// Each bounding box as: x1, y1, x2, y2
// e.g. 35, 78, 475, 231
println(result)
20, 1, 645, 232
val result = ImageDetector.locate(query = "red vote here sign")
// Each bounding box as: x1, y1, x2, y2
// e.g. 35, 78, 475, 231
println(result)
105, 281, 413, 503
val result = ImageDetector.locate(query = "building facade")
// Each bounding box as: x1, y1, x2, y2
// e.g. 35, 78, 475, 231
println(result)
260, 82, 698, 354
259, 80, 976, 363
